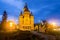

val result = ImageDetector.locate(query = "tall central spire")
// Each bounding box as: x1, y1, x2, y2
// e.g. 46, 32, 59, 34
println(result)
23, 3, 29, 12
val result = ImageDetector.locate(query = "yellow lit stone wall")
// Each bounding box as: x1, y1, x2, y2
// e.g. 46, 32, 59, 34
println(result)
18, 4, 34, 31
19, 15, 23, 30
31, 16, 34, 30
19, 10, 34, 31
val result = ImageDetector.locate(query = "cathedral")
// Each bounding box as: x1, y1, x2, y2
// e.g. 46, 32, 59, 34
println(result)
19, 4, 34, 31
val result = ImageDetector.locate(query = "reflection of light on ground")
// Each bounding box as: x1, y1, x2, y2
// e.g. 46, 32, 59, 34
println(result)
53, 29, 57, 31
53, 28, 60, 31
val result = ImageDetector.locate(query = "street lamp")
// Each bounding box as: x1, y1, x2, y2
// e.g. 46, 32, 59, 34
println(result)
51, 22, 56, 26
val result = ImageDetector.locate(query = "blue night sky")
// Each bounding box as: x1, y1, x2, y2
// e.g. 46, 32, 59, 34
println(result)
0, 0, 60, 25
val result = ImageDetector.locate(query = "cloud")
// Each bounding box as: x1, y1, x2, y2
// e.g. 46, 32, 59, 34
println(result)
0, 15, 2, 18
1, 0, 24, 10
7, 15, 18, 24
30, 4, 52, 13
30, 2, 58, 16
0, 15, 2, 21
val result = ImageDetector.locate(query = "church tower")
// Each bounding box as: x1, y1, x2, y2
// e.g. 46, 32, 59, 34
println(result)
19, 4, 34, 31
1, 11, 7, 30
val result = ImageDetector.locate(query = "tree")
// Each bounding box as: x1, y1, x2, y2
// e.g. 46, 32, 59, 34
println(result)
40, 20, 48, 33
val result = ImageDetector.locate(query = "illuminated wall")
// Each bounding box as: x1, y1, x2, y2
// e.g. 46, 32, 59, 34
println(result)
19, 4, 34, 31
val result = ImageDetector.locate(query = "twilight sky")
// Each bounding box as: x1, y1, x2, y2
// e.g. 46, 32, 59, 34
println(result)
0, 0, 60, 25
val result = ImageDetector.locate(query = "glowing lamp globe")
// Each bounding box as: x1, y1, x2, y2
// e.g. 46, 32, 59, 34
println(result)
9, 22, 14, 27
6, 21, 16, 32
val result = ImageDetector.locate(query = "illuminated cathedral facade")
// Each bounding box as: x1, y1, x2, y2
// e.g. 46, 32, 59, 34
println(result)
19, 4, 34, 31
